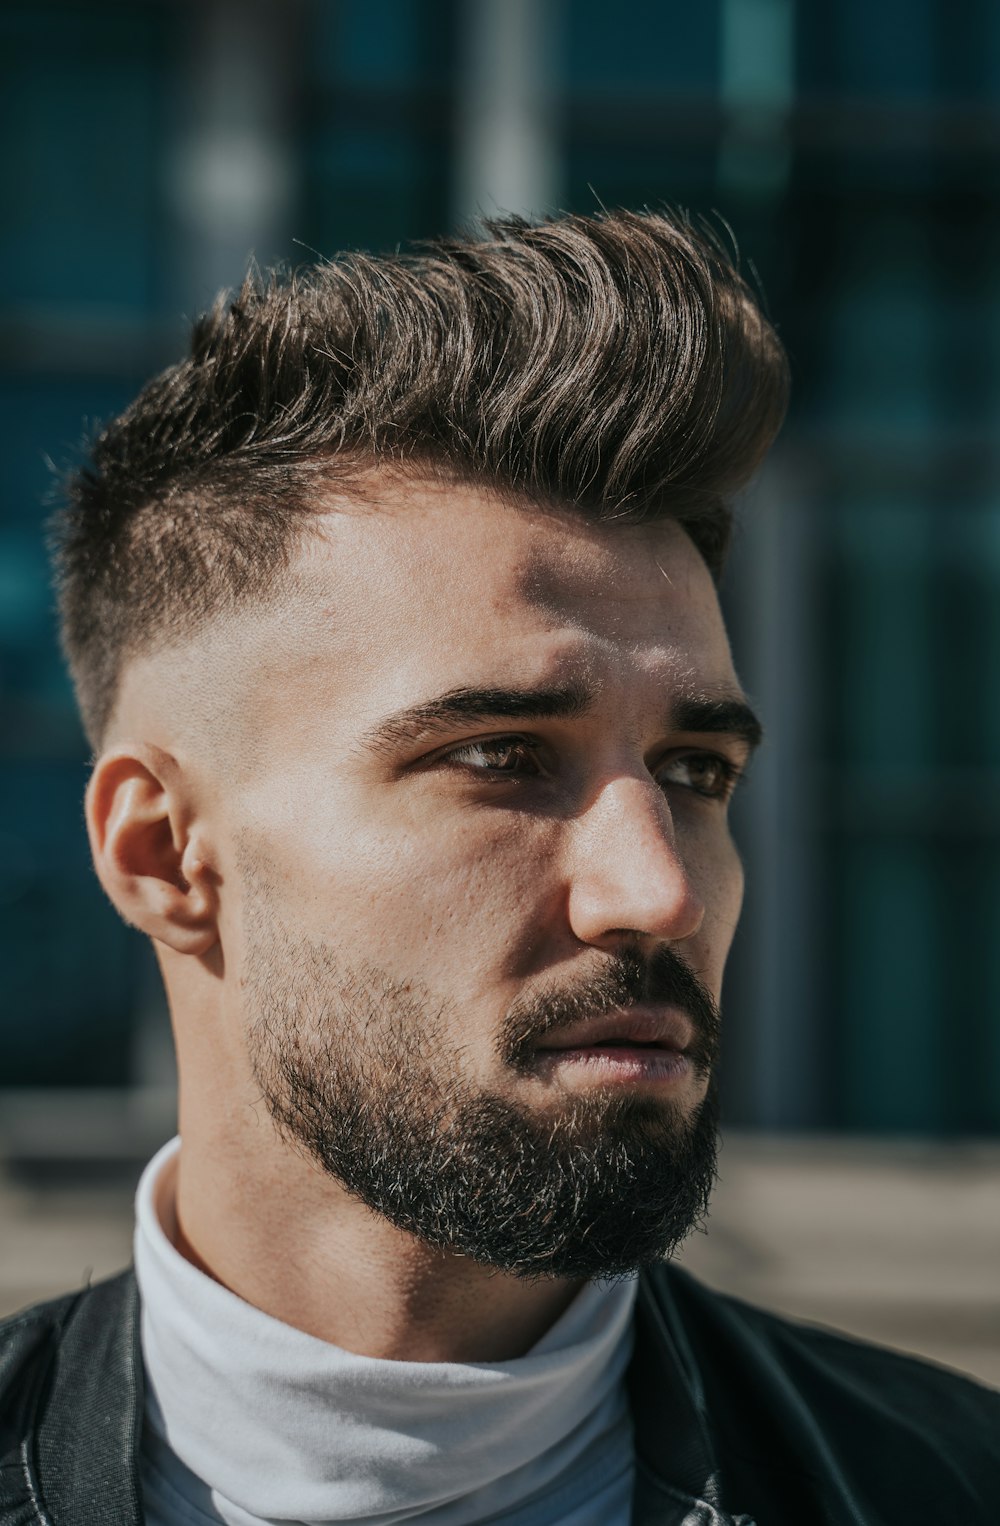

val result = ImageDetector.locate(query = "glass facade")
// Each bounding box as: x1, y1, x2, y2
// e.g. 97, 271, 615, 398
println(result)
2, 0, 998, 1132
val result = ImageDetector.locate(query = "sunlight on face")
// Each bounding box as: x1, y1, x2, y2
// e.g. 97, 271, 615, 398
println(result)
122, 482, 751, 1269
135, 477, 756, 1272
223, 479, 749, 1062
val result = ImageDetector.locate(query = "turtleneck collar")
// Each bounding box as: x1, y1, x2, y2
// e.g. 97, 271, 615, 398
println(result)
134, 1138, 636, 1525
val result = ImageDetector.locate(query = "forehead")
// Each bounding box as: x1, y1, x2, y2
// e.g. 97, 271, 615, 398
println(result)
114, 478, 739, 762
278, 478, 737, 700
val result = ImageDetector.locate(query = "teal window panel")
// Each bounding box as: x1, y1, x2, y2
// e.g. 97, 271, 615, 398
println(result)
837, 838, 944, 1131
0, 2, 165, 309
305, 123, 446, 254
833, 499, 935, 771
970, 508, 1000, 771
838, 836, 1000, 1134
1, 376, 136, 526
799, 0, 934, 99
565, 148, 721, 216
310, 0, 457, 90
823, 215, 935, 434
301, 0, 454, 255
936, 0, 1000, 99
938, 844, 1000, 1133
566, 0, 720, 92
935, 504, 1000, 771
0, 529, 50, 645
984, 858, 1000, 1128
0, 759, 137, 1087
1, 377, 137, 753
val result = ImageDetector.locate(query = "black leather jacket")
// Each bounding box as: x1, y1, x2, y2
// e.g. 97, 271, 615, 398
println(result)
1, 1262, 997, 1525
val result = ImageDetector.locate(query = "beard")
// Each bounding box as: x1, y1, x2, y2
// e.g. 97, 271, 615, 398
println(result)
241, 873, 722, 1281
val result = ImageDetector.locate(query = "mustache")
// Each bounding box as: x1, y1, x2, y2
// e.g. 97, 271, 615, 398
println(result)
498, 946, 721, 1076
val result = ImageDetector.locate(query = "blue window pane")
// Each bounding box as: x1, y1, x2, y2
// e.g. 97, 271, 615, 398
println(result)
566, 0, 720, 92
0, 3, 165, 308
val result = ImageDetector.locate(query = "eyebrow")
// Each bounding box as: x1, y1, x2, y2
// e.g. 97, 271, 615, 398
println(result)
671, 696, 763, 751
360, 680, 763, 756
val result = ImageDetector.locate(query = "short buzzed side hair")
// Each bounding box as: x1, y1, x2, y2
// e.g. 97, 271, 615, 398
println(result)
49, 209, 789, 752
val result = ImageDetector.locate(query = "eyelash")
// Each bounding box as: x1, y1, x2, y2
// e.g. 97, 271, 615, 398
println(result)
440, 735, 745, 802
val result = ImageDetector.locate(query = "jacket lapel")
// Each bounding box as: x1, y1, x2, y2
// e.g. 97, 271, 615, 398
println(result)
33, 1271, 144, 1526
630, 1268, 756, 1526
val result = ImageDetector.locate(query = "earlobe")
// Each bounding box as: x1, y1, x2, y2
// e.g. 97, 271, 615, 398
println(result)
86, 746, 219, 956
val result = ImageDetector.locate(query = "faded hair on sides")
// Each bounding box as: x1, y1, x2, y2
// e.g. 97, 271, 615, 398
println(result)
49, 208, 790, 752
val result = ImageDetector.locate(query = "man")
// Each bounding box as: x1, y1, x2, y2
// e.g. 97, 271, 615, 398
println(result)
1, 210, 996, 1526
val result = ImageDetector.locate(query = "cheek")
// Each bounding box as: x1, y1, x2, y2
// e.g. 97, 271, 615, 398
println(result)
263, 800, 563, 979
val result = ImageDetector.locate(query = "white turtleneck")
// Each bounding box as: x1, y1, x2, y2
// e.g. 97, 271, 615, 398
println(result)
134, 1138, 637, 1526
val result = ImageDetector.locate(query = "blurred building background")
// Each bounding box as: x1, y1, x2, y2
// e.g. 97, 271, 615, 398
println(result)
1, 0, 999, 1379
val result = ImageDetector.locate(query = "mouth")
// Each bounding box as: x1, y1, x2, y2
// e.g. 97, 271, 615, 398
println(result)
535, 1005, 694, 1054
531, 1006, 697, 1088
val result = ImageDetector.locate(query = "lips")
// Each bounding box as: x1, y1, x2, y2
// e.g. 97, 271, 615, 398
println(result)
534, 1006, 694, 1057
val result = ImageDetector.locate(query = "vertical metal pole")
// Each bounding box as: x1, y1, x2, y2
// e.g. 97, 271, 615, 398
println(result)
451, 0, 563, 228
164, 0, 301, 310
717, 1, 820, 1128
726, 454, 826, 1129
718, 0, 794, 198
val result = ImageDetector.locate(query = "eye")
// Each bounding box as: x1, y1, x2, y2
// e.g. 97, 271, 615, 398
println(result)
656, 751, 742, 801
442, 735, 546, 778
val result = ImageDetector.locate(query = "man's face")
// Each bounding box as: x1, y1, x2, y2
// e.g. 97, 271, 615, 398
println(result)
207, 479, 755, 1277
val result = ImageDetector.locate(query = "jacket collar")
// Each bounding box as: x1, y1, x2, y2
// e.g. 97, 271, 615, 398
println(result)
32, 1266, 749, 1526
629, 1267, 754, 1524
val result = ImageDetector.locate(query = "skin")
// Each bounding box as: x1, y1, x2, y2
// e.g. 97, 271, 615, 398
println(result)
86, 476, 755, 1363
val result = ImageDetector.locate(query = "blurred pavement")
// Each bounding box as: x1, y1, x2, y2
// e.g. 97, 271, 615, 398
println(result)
1, 1095, 997, 1389
678, 1134, 1000, 1389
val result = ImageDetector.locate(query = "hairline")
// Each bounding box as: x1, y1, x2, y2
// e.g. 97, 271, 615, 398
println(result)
96, 466, 722, 759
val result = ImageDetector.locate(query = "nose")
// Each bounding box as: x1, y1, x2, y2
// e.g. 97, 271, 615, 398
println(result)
565, 774, 706, 950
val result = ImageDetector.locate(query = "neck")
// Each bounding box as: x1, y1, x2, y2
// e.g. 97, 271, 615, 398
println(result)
169, 1115, 582, 1364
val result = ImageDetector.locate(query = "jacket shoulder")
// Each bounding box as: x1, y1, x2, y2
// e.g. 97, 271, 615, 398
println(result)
659, 1259, 1000, 1409
0, 1270, 138, 1382
0, 1270, 138, 1419
0, 1289, 83, 1524
0, 1273, 141, 1526
0, 1287, 83, 1419
646, 1262, 1000, 1519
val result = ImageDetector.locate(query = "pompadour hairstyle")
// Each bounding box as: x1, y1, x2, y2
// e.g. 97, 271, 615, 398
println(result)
49, 209, 789, 751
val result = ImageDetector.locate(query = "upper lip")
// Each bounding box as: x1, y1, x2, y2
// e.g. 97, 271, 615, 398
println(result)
534, 1006, 694, 1054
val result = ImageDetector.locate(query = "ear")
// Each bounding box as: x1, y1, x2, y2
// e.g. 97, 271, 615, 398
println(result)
85, 745, 219, 956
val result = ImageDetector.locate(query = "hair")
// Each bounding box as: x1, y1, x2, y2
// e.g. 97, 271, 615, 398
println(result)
49, 208, 789, 752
